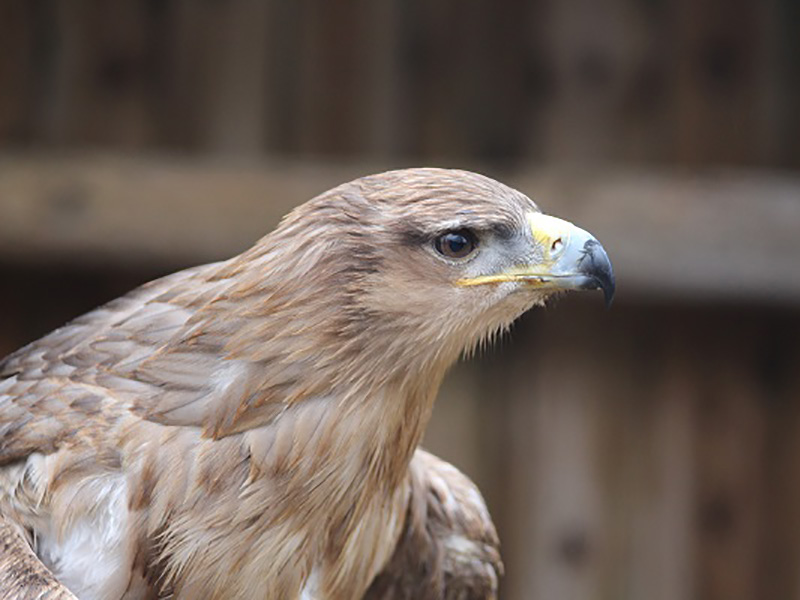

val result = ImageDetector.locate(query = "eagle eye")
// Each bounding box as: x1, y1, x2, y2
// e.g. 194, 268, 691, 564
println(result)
434, 229, 478, 259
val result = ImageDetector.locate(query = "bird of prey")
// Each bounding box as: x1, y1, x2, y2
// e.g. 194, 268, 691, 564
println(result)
0, 168, 613, 600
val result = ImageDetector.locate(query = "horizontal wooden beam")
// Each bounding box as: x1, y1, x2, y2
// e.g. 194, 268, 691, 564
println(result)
1, 153, 798, 304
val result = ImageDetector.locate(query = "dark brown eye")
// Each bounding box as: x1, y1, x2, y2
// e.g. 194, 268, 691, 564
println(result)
434, 229, 478, 259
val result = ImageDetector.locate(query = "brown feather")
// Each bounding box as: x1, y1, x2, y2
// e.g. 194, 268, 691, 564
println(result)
0, 514, 77, 600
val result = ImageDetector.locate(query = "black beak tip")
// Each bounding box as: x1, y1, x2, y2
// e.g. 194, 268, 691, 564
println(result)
581, 240, 615, 309
602, 276, 616, 309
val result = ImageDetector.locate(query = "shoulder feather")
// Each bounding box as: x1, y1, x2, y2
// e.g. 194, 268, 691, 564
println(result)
364, 449, 502, 600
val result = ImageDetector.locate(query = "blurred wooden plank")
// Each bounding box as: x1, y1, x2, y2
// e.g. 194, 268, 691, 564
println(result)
161, 0, 271, 154
672, 0, 769, 166
1, 0, 797, 168
0, 153, 363, 268
535, 0, 664, 162
624, 333, 695, 600
39, 1, 157, 147
293, 0, 367, 155
692, 323, 766, 600
198, 0, 272, 154
502, 313, 606, 600
0, 1, 36, 142
755, 315, 800, 599
776, 0, 800, 168
0, 153, 799, 303
502, 303, 697, 600
362, 0, 407, 157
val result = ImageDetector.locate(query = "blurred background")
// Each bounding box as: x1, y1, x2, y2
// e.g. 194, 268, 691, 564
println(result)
1, 1, 799, 599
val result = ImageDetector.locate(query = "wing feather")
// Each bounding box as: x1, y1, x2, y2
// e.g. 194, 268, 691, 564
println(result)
365, 449, 503, 600
0, 263, 233, 464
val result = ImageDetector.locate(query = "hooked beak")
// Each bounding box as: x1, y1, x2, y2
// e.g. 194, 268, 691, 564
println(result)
457, 213, 616, 307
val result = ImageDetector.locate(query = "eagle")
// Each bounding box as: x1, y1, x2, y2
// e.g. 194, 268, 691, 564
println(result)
0, 168, 613, 600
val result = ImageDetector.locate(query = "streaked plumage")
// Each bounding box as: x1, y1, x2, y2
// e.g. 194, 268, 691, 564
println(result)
0, 169, 613, 599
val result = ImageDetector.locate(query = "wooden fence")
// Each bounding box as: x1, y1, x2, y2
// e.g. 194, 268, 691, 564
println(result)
1, 1, 800, 598
1, 0, 798, 166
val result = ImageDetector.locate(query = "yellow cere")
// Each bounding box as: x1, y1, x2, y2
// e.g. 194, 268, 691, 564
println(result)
526, 212, 573, 254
